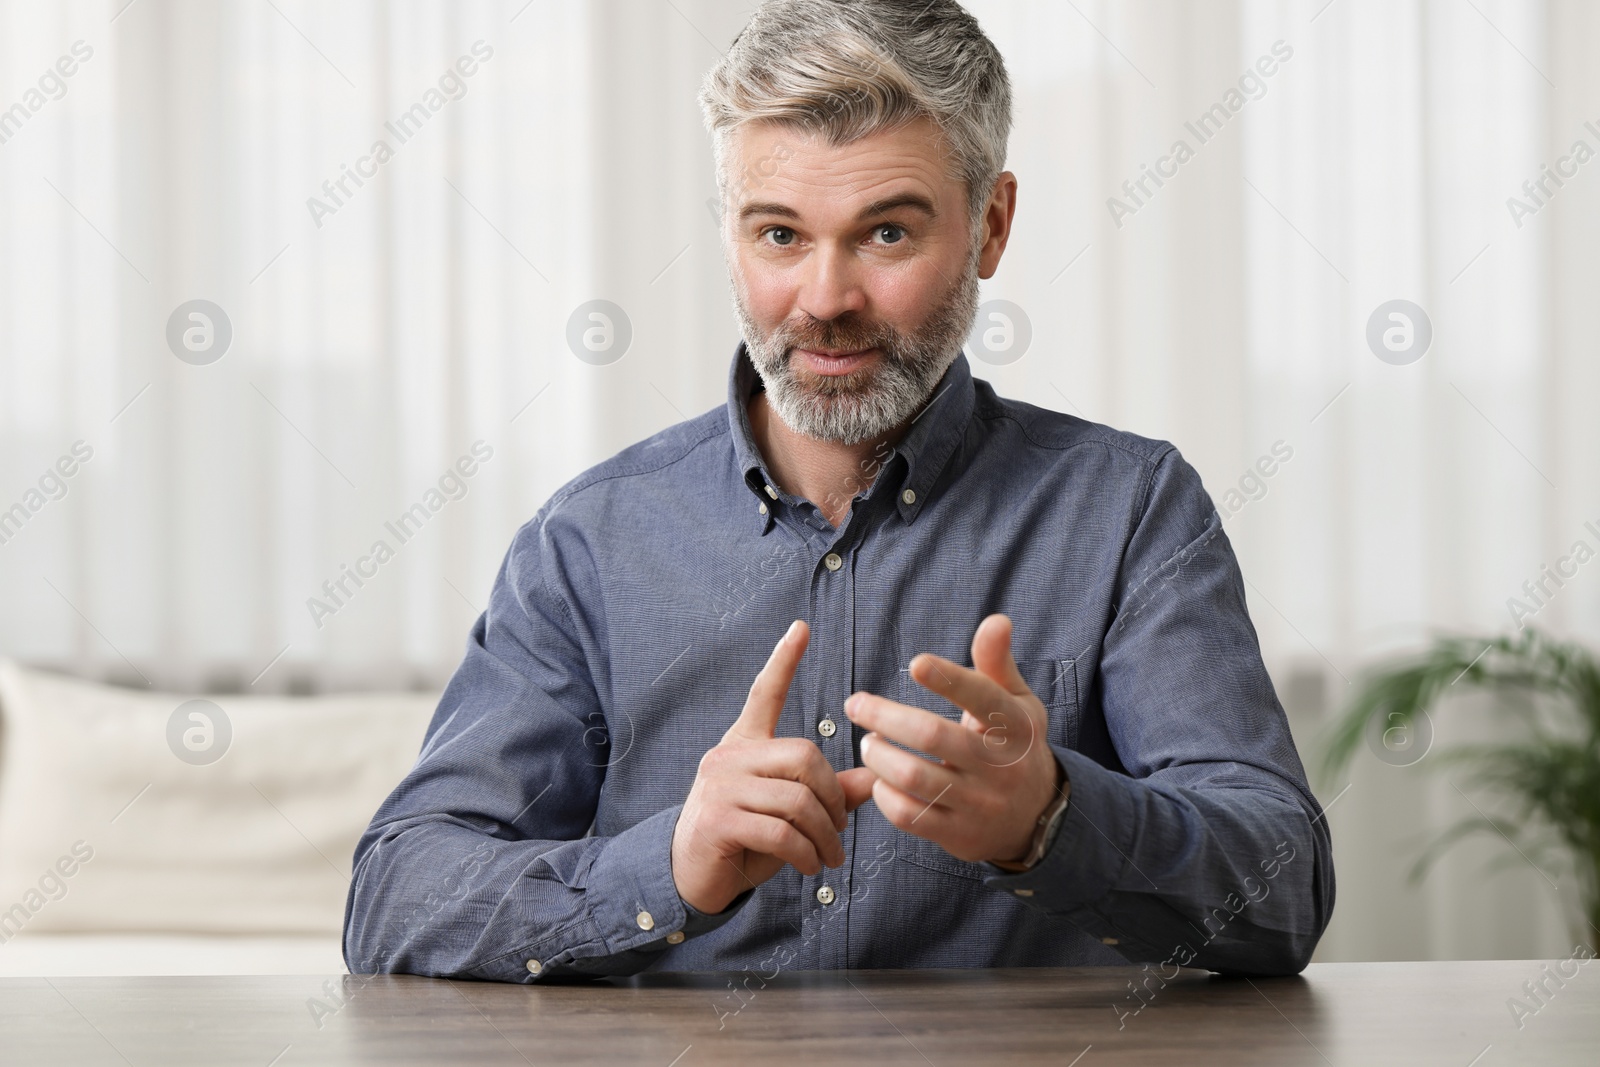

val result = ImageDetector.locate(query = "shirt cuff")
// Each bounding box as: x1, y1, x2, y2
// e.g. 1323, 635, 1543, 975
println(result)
979, 744, 1136, 914
583, 803, 752, 953
681, 884, 756, 936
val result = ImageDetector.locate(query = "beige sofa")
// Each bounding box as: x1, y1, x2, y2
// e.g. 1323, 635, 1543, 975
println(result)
0, 660, 435, 976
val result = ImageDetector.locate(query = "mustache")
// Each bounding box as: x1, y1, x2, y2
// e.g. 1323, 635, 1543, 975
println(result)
777, 315, 905, 362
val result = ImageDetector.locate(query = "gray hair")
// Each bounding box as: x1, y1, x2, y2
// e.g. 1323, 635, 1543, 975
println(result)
698, 0, 1012, 229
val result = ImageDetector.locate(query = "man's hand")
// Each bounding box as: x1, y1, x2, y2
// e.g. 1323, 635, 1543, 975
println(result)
844, 613, 1063, 866
671, 620, 878, 915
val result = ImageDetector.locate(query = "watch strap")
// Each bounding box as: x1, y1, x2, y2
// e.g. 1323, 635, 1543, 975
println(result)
992, 766, 1071, 873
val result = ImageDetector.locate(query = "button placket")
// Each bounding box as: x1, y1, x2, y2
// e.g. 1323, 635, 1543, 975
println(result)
808, 534, 856, 971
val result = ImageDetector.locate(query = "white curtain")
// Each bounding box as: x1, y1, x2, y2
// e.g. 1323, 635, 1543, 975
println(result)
1, 0, 1593, 962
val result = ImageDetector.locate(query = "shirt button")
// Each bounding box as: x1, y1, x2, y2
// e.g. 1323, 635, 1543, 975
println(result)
823, 552, 842, 571
758, 502, 768, 515
816, 885, 836, 905
636, 910, 655, 931
525, 958, 542, 975
816, 718, 837, 738
765, 484, 779, 500
902, 488, 916, 505
666, 931, 685, 945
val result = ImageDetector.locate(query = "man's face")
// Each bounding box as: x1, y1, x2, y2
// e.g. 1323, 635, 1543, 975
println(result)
723, 116, 985, 445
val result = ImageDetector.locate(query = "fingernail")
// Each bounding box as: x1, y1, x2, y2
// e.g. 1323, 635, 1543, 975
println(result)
859, 733, 872, 759
785, 620, 801, 641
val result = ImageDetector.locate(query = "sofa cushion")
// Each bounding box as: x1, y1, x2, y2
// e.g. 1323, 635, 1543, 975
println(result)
0, 661, 436, 937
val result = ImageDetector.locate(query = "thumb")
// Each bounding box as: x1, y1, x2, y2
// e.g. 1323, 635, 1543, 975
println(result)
726, 619, 808, 741
837, 766, 878, 813
971, 613, 1030, 699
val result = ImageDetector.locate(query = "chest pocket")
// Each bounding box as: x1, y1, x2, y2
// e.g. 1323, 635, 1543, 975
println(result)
1018, 657, 1080, 750
889, 657, 1080, 882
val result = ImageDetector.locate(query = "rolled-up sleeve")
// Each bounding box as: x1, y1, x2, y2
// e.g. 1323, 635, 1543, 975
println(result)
342, 508, 751, 982
981, 448, 1336, 976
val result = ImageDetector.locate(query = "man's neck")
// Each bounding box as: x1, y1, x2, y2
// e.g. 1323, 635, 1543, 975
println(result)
747, 389, 908, 530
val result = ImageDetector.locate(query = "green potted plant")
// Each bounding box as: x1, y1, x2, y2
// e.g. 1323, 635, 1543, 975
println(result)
1320, 627, 1600, 946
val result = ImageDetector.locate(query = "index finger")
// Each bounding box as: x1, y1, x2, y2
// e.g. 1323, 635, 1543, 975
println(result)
908, 654, 1039, 769
842, 692, 963, 764
726, 619, 808, 742
909, 653, 1025, 733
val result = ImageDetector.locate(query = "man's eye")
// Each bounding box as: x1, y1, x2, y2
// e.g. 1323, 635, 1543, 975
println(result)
873, 224, 906, 244
764, 227, 796, 246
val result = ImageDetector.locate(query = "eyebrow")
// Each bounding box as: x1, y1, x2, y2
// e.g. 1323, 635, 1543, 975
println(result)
737, 192, 940, 224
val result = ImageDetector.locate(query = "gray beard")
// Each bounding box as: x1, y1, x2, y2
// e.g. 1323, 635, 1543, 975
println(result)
732, 246, 982, 446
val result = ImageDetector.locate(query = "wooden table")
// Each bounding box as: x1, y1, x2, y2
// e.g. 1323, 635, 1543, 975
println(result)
2, 960, 1593, 1065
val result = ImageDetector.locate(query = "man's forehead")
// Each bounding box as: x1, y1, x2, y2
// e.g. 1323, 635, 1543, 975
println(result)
726, 118, 956, 211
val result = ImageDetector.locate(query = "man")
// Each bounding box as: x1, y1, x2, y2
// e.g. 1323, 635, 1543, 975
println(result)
345, 0, 1334, 982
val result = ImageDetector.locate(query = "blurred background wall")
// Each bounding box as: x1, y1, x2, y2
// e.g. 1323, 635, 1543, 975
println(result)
1, 0, 1595, 963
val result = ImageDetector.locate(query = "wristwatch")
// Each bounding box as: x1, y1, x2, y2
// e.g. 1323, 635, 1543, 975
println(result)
991, 759, 1071, 873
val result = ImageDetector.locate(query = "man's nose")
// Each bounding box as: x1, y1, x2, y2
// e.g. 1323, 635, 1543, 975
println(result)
794, 243, 867, 323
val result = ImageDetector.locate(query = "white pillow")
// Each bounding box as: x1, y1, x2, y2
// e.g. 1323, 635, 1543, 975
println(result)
0, 661, 436, 936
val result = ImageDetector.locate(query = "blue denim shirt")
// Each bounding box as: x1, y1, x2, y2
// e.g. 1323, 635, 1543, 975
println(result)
345, 344, 1335, 983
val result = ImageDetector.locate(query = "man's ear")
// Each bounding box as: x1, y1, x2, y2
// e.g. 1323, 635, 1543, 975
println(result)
977, 171, 1018, 280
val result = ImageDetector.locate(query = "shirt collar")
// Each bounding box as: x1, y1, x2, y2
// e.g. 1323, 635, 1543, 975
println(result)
726, 340, 975, 528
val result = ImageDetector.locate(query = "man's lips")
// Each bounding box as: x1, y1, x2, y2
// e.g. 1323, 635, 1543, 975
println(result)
793, 347, 879, 377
